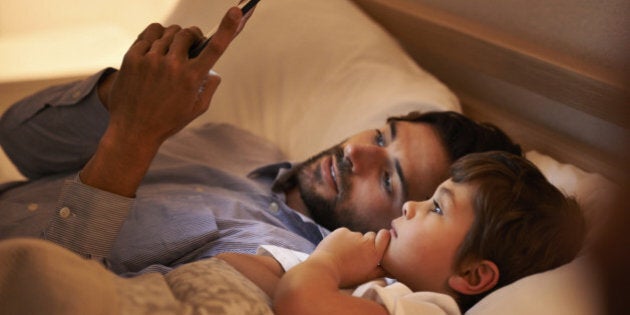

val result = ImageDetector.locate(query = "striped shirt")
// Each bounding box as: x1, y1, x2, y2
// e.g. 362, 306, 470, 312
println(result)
0, 70, 328, 275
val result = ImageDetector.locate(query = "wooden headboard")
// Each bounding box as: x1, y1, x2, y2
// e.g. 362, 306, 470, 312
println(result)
352, 0, 629, 185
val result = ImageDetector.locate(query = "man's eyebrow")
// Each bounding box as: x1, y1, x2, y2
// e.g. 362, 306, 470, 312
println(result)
389, 121, 407, 199
389, 121, 397, 141
395, 160, 408, 200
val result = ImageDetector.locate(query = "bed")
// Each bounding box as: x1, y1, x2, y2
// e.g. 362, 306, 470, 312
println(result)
0, 0, 626, 314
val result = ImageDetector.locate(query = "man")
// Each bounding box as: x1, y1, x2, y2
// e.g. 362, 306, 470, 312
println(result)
0, 7, 520, 275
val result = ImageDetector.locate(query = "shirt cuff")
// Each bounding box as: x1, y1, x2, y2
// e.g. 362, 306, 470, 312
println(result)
45, 174, 134, 260
256, 245, 309, 272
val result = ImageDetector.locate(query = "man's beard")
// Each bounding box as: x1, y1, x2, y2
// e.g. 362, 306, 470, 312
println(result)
293, 145, 358, 231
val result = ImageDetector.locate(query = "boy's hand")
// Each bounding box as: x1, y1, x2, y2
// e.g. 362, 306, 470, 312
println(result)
275, 228, 394, 314
309, 228, 391, 288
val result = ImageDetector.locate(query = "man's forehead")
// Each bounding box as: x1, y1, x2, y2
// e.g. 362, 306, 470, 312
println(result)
394, 121, 450, 201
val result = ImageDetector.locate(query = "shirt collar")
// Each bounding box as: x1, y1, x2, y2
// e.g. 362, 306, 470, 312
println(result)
248, 161, 301, 193
248, 162, 331, 241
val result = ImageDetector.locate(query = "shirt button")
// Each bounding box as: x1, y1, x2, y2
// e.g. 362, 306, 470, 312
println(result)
59, 206, 71, 218
27, 203, 39, 211
269, 202, 279, 213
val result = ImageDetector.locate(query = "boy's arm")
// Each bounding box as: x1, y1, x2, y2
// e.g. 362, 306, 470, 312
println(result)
273, 228, 391, 315
273, 256, 389, 315
216, 253, 285, 298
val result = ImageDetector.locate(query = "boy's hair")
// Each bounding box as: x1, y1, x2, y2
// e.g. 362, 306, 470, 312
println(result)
449, 151, 586, 311
388, 111, 523, 162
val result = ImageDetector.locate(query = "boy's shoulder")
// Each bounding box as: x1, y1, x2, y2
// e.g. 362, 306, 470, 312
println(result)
353, 280, 461, 315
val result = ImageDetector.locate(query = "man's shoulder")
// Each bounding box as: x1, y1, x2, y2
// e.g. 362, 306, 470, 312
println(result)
157, 123, 287, 175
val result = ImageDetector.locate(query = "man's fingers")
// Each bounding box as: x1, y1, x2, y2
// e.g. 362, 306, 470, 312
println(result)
149, 25, 182, 55
198, 6, 243, 68
136, 23, 165, 42
170, 27, 205, 58
236, 6, 256, 35
194, 72, 222, 114
128, 23, 165, 57
186, 26, 206, 50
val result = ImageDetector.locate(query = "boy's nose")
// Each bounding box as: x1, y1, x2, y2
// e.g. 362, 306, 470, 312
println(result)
343, 144, 387, 175
402, 201, 419, 219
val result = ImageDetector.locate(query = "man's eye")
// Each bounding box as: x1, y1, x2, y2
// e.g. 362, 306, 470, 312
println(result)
383, 172, 393, 193
431, 200, 443, 215
374, 129, 385, 147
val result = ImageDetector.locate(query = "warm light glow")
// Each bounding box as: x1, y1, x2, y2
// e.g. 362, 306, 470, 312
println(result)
0, 0, 179, 82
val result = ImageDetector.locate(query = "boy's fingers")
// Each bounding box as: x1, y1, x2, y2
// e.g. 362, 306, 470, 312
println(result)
363, 231, 376, 240
374, 229, 391, 258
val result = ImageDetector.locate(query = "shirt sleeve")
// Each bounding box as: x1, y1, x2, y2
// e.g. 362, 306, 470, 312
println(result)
0, 68, 115, 179
256, 245, 310, 271
353, 281, 462, 315
44, 174, 134, 262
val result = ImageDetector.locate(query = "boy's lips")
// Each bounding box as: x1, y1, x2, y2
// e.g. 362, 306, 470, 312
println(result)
390, 222, 398, 238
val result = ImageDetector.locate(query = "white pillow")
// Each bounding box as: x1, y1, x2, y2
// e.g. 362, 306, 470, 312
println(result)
466, 256, 604, 315
465, 151, 618, 315
179, 0, 460, 161
526, 151, 619, 250
0, 0, 459, 183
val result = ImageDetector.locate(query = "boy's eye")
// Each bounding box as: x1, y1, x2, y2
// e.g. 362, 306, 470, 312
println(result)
431, 200, 443, 215
375, 129, 385, 147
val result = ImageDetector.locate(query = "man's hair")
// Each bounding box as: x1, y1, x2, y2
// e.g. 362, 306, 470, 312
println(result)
387, 111, 522, 161
449, 151, 586, 311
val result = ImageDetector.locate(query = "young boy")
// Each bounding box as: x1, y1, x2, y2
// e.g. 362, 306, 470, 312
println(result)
218, 151, 586, 314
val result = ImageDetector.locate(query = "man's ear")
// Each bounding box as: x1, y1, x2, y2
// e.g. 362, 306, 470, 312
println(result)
447, 260, 499, 295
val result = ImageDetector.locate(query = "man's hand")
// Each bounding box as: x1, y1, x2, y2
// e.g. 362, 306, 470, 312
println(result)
81, 6, 251, 197
108, 6, 246, 146
309, 228, 391, 288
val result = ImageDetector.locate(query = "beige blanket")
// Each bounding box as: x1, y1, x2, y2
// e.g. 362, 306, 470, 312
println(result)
0, 238, 272, 314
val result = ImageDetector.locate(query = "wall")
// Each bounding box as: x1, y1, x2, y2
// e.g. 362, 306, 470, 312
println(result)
395, 0, 629, 79
352, 0, 629, 182
0, 0, 179, 113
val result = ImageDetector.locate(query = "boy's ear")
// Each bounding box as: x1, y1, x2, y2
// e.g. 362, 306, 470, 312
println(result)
447, 260, 499, 295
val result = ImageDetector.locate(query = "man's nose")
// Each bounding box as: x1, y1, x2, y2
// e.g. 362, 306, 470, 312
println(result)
343, 143, 387, 174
